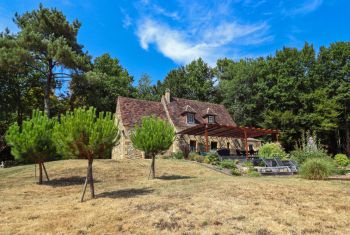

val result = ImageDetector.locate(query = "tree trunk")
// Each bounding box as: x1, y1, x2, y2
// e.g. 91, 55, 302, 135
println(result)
44, 60, 53, 117
346, 122, 350, 156
88, 158, 95, 198
150, 155, 156, 179
38, 162, 43, 184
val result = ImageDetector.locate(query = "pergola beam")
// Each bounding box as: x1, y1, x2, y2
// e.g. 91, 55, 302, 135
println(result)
177, 123, 279, 140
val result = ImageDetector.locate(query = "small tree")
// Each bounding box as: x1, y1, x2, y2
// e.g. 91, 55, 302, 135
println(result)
131, 116, 175, 179
54, 107, 119, 201
5, 110, 56, 184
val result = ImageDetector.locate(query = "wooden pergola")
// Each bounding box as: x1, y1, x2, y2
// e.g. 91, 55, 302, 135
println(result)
177, 123, 279, 157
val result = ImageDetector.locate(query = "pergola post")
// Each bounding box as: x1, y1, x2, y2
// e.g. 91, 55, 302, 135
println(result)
205, 125, 209, 152
244, 129, 249, 159
276, 133, 279, 142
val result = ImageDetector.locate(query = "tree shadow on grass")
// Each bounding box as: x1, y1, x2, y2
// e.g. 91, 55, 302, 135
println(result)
97, 187, 154, 199
157, 175, 194, 180
42, 176, 100, 187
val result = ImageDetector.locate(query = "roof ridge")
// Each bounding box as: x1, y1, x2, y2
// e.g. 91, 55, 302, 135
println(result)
118, 96, 161, 104
172, 97, 225, 106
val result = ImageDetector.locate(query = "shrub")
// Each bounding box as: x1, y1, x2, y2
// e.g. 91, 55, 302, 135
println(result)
193, 154, 205, 163
204, 151, 220, 165
220, 160, 237, 169
290, 149, 328, 164
171, 151, 184, 160
247, 171, 260, 177
299, 158, 336, 180
334, 154, 350, 167
5, 110, 57, 184
231, 168, 241, 176
243, 161, 253, 167
130, 116, 174, 179
259, 143, 286, 159
291, 130, 329, 164
54, 107, 119, 201
188, 152, 197, 161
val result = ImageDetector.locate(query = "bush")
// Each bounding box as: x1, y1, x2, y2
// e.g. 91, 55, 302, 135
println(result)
247, 171, 260, 177
231, 168, 241, 176
204, 151, 220, 165
220, 160, 237, 169
188, 152, 197, 161
188, 152, 205, 163
334, 154, 350, 167
290, 149, 328, 164
171, 151, 184, 160
259, 143, 286, 159
243, 161, 253, 167
299, 158, 336, 180
193, 154, 205, 163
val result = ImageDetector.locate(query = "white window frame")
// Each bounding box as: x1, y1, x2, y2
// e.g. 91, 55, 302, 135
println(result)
208, 115, 215, 124
187, 113, 195, 124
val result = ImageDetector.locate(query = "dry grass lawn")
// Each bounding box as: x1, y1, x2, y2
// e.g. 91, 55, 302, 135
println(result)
1, 159, 350, 235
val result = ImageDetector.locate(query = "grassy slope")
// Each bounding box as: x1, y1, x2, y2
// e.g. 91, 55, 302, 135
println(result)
0, 159, 350, 235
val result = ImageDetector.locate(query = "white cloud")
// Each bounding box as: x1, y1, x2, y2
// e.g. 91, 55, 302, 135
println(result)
136, 18, 269, 65
288, 0, 323, 15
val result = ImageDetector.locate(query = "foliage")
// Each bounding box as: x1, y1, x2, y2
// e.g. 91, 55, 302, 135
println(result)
247, 171, 260, 177
171, 151, 184, 160
217, 43, 347, 153
157, 58, 218, 102
193, 155, 205, 163
290, 131, 329, 164
53, 106, 119, 200
5, 109, 56, 163
259, 143, 286, 159
299, 158, 336, 180
131, 116, 174, 157
334, 154, 350, 167
14, 4, 91, 115
135, 74, 160, 101
204, 151, 220, 165
130, 116, 174, 178
231, 168, 242, 176
220, 160, 237, 169
54, 107, 119, 159
243, 161, 254, 168
290, 149, 328, 164
178, 139, 191, 159
70, 53, 134, 112
5, 109, 56, 183
188, 152, 197, 160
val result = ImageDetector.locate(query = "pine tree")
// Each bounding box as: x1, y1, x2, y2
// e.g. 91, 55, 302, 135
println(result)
14, 4, 91, 116
5, 110, 56, 184
130, 116, 175, 179
53, 107, 119, 201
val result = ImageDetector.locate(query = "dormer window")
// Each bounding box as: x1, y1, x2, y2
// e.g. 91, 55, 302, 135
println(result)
187, 113, 195, 124
208, 115, 215, 124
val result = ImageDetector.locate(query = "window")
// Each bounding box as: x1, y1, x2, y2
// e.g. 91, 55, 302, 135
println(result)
187, 113, 195, 124
211, 141, 217, 150
190, 140, 196, 151
208, 115, 215, 124
227, 142, 230, 149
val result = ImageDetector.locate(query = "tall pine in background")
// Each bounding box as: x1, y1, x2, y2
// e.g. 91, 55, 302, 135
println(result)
14, 4, 91, 116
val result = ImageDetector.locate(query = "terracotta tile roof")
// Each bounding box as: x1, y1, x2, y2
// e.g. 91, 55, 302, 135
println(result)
163, 97, 236, 131
181, 105, 197, 114
202, 107, 218, 117
117, 96, 236, 132
117, 97, 167, 128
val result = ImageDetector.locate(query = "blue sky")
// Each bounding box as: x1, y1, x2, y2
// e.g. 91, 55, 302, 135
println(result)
1, 0, 349, 85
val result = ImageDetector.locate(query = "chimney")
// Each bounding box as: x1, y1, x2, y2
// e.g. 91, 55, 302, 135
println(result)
165, 88, 171, 103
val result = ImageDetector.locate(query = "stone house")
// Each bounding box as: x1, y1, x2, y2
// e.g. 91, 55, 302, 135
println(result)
112, 90, 261, 159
